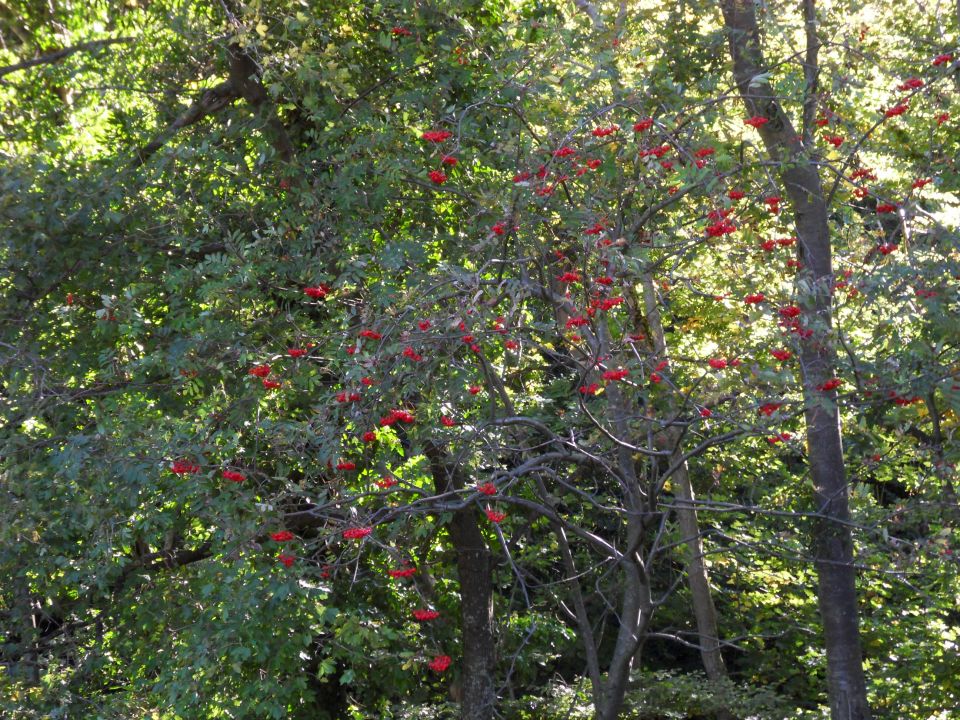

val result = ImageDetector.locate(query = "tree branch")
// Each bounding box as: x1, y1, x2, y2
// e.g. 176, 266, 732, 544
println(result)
0, 37, 133, 79
131, 42, 295, 168
131, 79, 239, 167
800, 0, 820, 144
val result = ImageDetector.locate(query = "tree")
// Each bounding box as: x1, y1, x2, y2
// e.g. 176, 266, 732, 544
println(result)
1, 1, 958, 719
720, 0, 870, 715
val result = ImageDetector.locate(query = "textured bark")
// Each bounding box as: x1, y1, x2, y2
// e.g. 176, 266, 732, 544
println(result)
720, 2, 871, 718
425, 442, 497, 720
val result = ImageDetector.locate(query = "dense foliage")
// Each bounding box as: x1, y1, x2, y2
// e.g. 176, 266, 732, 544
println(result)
1, 1, 957, 718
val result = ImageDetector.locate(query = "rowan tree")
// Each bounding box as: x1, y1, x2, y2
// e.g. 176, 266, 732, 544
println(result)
1, 1, 958, 720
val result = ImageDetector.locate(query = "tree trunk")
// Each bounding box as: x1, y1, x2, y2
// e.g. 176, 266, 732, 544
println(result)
425, 442, 497, 720
640, 275, 727, 682
720, 2, 871, 718
13, 581, 40, 685
671, 461, 727, 680
448, 508, 496, 720
592, 325, 656, 720
597, 555, 652, 720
